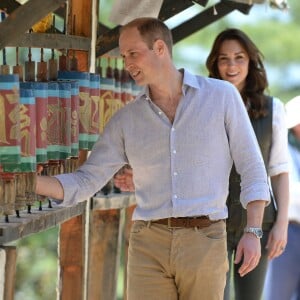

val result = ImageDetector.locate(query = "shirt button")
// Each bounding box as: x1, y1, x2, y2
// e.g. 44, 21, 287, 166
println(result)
173, 150, 176, 154
158, 111, 162, 115
174, 195, 178, 199
171, 127, 175, 131
174, 172, 178, 176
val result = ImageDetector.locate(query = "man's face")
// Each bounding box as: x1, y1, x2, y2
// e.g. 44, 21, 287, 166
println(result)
119, 27, 157, 86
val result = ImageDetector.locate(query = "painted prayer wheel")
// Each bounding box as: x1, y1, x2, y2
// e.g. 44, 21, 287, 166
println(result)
4, 88, 36, 173
58, 81, 71, 159
70, 81, 79, 157
58, 71, 90, 150
99, 76, 115, 134
0, 74, 21, 165
88, 73, 100, 150
47, 82, 60, 160
20, 82, 48, 164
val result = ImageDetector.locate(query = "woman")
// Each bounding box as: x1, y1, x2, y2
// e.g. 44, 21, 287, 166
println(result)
265, 96, 300, 300
206, 28, 289, 300
114, 28, 290, 300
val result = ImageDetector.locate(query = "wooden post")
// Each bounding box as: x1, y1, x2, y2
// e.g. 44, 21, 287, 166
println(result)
122, 205, 135, 300
67, 0, 94, 72
58, 215, 86, 300
58, 0, 95, 299
0, 246, 17, 300
87, 209, 123, 300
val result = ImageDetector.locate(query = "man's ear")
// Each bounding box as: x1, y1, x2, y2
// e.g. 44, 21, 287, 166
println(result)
152, 39, 165, 55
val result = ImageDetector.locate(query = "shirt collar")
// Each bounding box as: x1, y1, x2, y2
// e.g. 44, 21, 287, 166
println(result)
135, 68, 201, 101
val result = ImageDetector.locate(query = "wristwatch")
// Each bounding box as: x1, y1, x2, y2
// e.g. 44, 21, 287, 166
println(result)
244, 227, 263, 239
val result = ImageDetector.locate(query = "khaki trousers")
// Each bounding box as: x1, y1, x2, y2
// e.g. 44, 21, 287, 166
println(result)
127, 220, 228, 300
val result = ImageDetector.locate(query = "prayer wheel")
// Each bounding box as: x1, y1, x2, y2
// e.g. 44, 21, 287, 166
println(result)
58, 81, 71, 159
58, 71, 90, 150
0, 74, 21, 165
3, 88, 36, 173
88, 73, 100, 150
20, 82, 48, 164
47, 82, 60, 160
70, 81, 79, 157
99, 75, 115, 134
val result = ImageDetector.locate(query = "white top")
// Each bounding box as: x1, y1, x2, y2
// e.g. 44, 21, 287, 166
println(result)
268, 97, 289, 177
288, 142, 300, 223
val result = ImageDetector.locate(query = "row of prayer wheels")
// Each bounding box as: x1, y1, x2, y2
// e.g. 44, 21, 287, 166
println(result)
0, 67, 141, 221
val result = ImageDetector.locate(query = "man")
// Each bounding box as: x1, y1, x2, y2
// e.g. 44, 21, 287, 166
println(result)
36, 18, 270, 299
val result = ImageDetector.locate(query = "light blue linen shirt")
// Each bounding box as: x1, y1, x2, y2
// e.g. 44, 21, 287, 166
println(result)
56, 69, 270, 220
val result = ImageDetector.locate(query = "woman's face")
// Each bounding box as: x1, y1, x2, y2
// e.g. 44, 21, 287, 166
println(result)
217, 39, 250, 92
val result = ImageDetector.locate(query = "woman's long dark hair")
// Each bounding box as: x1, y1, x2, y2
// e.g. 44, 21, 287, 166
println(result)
206, 28, 269, 119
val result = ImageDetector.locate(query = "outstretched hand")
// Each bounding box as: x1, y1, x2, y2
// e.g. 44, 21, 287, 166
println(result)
114, 166, 135, 192
234, 233, 261, 277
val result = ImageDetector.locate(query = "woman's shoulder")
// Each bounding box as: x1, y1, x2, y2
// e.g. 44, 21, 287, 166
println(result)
270, 96, 285, 115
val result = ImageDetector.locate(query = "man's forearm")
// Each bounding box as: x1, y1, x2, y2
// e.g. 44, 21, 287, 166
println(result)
36, 176, 64, 200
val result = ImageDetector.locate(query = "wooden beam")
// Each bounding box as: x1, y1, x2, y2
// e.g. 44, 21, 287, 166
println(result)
95, 0, 199, 57
0, 0, 20, 14
158, 0, 198, 22
158, 0, 210, 22
0, 0, 66, 50
5, 32, 91, 51
171, 1, 252, 44
0, 202, 87, 245
0, 0, 65, 18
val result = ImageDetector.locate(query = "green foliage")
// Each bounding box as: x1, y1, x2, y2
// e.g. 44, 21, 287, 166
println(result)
287, 0, 300, 21
14, 227, 59, 300
242, 22, 300, 65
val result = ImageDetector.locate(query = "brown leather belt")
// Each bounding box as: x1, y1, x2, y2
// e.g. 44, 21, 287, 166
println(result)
152, 216, 221, 228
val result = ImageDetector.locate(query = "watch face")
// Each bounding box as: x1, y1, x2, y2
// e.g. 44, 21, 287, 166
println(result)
255, 228, 263, 238
244, 227, 263, 238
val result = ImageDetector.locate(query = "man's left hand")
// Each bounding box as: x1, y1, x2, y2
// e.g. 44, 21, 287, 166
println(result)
234, 233, 261, 277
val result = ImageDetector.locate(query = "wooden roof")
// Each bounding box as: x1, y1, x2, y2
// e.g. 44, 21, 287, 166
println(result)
0, 0, 288, 56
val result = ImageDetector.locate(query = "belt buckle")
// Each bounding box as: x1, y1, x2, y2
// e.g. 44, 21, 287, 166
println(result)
167, 218, 183, 229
